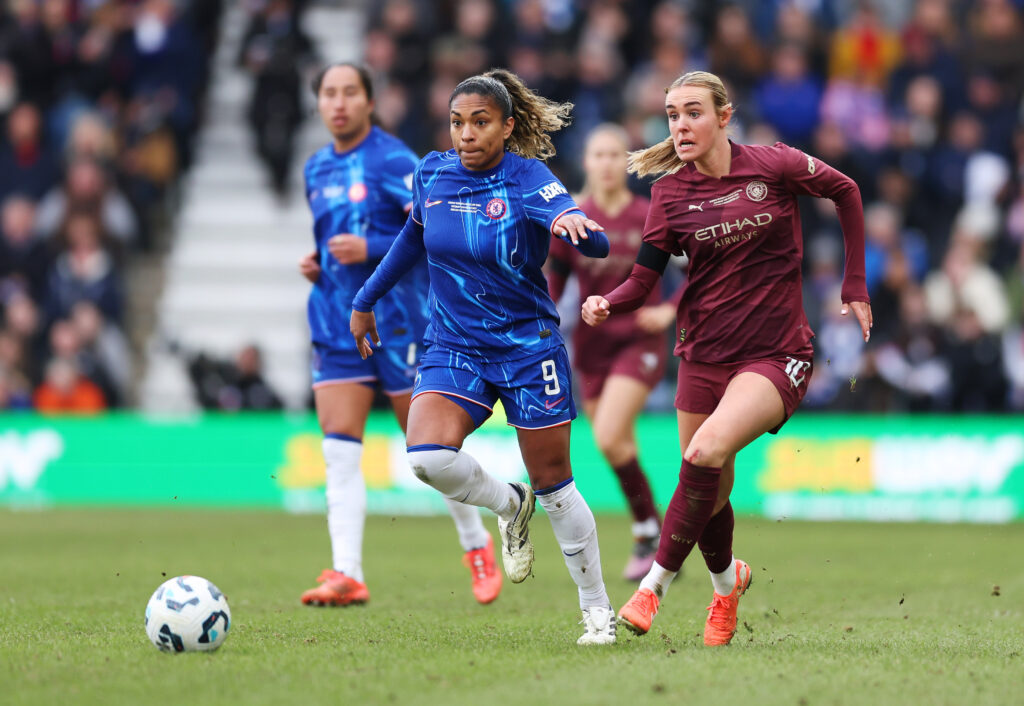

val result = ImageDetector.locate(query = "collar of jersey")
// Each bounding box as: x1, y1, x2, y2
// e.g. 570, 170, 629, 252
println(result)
331, 126, 379, 157
679, 140, 744, 178
452, 149, 508, 179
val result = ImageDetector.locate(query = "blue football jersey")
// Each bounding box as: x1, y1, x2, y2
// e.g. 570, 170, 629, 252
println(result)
303, 126, 429, 349
408, 149, 587, 361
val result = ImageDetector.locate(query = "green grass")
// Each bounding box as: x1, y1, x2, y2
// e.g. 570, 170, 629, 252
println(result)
1, 509, 1022, 706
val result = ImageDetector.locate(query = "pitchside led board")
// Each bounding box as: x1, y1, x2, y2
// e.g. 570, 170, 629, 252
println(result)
0, 411, 1022, 523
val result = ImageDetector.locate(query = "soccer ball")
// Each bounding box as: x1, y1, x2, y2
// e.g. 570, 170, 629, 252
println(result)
144, 575, 231, 653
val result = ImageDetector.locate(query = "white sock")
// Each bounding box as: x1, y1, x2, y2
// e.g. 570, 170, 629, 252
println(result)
443, 497, 490, 551
710, 556, 737, 596
323, 436, 366, 582
639, 561, 677, 599
407, 446, 519, 519
536, 480, 609, 610
632, 517, 660, 539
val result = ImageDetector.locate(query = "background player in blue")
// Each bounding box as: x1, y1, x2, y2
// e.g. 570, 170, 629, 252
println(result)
351, 69, 617, 645
298, 63, 502, 608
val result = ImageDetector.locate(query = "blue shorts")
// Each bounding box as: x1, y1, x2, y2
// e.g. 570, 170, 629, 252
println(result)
311, 341, 419, 395
413, 345, 577, 429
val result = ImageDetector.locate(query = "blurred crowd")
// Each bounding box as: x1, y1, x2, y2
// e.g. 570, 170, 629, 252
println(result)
3, 0, 1023, 415
0, 0, 222, 412
359, 0, 1024, 412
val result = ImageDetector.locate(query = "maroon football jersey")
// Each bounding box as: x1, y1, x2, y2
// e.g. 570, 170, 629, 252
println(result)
643, 141, 867, 363
549, 195, 665, 365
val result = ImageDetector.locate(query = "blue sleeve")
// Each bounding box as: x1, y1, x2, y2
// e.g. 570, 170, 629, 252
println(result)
521, 159, 582, 233
554, 227, 610, 258
367, 149, 418, 259
352, 215, 425, 312
522, 160, 609, 258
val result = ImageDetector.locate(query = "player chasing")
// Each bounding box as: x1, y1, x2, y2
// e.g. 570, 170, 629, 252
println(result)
547, 124, 682, 581
298, 63, 502, 609
582, 71, 872, 646
351, 69, 619, 645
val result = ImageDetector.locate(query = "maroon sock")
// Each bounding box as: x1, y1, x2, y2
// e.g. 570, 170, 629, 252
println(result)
611, 457, 660, 527
698, 501, 734, 574
653, 459, 721, 572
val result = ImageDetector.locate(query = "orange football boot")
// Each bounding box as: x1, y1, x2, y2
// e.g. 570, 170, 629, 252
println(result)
300, 569, 370, 606
463, 536, 502, 604
703, 559, 752, 646
617, 587, 660, 635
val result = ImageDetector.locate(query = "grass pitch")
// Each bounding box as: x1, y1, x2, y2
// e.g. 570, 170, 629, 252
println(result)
1, 509, 1021, 706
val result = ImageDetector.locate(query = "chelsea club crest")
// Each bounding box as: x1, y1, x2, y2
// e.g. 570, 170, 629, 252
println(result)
485, 198, 507, 219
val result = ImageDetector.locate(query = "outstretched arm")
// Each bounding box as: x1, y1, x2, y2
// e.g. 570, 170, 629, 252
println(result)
352, 215, 425, 313
582, 243, 670, 326
551, 210, 610, 258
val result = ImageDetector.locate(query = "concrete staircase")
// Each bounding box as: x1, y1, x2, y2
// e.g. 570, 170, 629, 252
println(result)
140, 1, 363, 412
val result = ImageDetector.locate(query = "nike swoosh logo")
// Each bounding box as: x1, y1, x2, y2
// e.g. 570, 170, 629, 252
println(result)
425, 199, 443, 207
544, 396, 565, 410
563, 549, 584, 557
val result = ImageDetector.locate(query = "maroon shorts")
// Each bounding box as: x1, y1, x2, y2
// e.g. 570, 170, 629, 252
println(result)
577, 337, 668, 402
674, 354, 813, 433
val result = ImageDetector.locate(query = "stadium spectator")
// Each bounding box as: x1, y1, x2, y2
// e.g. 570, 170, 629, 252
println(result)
33, 356, 106, 414
582, 71, 870, 645
0, 195, 50, 301
0, 102, 59, 201
69, 301, 132, 407
187, 344, 282, 413
753, 42, 823, 149
239, 0, 315, 200
707, 4, 765, 100
352, 69, 617, 645
44, 209, 123, 326
873, 284, 951, 411
297, 63, 499, 610
547, 124, 675, 581
0, 361, 32, 410
828, 3, 901, 88
2, 289, 44, 384
36, 157, 139, 246
925, 238, 1010, 411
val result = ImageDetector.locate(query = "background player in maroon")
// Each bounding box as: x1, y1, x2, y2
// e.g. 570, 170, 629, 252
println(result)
581, 71, 872, 646
547, 124, 680, 581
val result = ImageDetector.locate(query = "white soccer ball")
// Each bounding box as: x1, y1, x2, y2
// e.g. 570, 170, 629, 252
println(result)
144, 575, 231, 653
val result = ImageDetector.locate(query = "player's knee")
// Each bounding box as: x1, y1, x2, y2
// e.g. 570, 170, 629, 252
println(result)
406, 446, 459, 493
593, 425, 624, 459
684, 427, 728, 468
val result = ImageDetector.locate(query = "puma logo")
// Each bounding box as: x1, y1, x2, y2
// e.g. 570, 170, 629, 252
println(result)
689, 202, 704, 211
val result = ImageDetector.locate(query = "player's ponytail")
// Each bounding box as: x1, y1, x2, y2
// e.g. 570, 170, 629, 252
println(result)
450, 68, 573, 162
627, 70, 732, 178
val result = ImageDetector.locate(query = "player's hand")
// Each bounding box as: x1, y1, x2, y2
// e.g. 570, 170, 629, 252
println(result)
553, 213, 604, 246
298, 251, 320, 283
581, 295, 611, 327
328, 234, 368, 264
350, 309, 380, 359
842, 300, 873, 342
635, 302, 676, 333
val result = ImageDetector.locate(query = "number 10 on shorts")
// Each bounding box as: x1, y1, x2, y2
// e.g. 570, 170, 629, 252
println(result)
541, 359, 560, 395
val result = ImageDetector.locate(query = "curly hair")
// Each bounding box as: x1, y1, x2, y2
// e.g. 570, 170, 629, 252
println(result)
449, 68, 573, 162
627, 70, 732, 178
